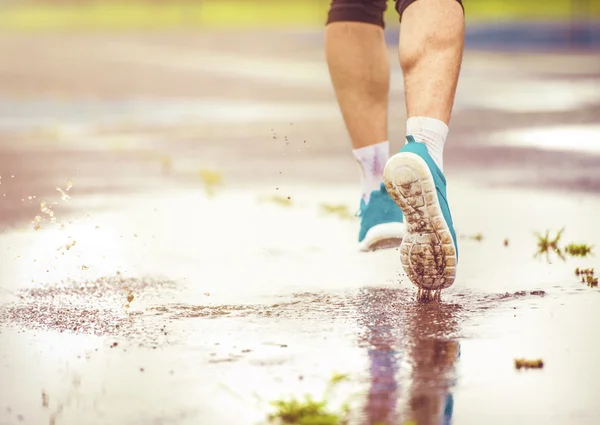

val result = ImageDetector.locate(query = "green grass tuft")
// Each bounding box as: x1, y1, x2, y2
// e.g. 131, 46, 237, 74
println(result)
534, 228, 565, 261
269, 395, 347, 425
564, 243, 594, 258
268, 373, 351, 425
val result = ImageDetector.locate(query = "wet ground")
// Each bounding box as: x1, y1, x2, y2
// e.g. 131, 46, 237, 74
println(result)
0, 30, 600, 425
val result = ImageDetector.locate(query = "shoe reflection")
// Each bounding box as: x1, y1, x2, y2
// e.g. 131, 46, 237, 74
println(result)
358, 288, 460, 425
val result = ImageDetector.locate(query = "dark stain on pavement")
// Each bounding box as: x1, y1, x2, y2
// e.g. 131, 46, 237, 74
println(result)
0, 279, 546, 344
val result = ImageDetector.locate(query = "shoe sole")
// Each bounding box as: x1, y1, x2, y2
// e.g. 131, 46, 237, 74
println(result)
383, 152, 457, 290
358, 222, 405, 252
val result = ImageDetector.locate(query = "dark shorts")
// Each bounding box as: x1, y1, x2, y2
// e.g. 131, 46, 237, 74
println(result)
327, 0, 463, 27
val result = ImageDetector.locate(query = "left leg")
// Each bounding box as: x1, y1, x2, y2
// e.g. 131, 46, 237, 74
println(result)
325, 0, 405, 252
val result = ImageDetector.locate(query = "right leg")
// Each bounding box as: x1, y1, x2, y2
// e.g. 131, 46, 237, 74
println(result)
383, 0, 463, 294
325, 0, 405, 252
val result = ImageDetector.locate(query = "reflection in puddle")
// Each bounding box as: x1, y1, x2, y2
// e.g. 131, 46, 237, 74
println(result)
356, 288, 460, 424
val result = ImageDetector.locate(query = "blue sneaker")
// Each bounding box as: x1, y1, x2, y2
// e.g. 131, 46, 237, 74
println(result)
383, 136, 458, 289
358, 183, 405, 252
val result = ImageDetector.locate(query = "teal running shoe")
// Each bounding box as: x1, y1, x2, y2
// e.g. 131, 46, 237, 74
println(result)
357, 183, 405, 252
383, 136, 458, 289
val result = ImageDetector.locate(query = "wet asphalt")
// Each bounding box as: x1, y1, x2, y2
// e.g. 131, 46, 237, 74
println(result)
0, 30, 600, 425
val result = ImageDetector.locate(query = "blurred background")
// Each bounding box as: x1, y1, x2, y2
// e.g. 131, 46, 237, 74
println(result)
0, 0, 599, 227
0, 0, 599, 226
0, 0, 599, 47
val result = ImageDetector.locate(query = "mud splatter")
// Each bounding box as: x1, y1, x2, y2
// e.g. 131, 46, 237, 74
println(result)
149, 303, 256, 319
0, 303, 136, 336
41, 390, 49, 408
56, 188, 70, 201
0, 275, 177, 342
417, 288, 442, 303
15, 275, 175, 302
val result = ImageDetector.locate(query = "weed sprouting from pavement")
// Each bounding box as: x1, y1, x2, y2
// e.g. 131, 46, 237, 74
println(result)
575, 267, 594, 277
575, 268, 598, 287
259, 195, 293, 207
514, 358, 544, 370
459, 233, 483, 241
269, 396, 347, 425
268, 374, 350, 425
534, 229, 597, 286
328, 373, 349, 386
198, 169, 223, 197
319, 204, 354, 220
534, 228, 565, 261
564, 244, 594, 258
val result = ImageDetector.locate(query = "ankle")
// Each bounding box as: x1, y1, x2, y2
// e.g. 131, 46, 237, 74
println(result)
406, 117, 448, 171
353, 141, 390, 203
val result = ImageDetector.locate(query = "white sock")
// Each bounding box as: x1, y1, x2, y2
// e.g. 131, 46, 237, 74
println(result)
406, 116, 449, 171
353, 141, 389, 204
